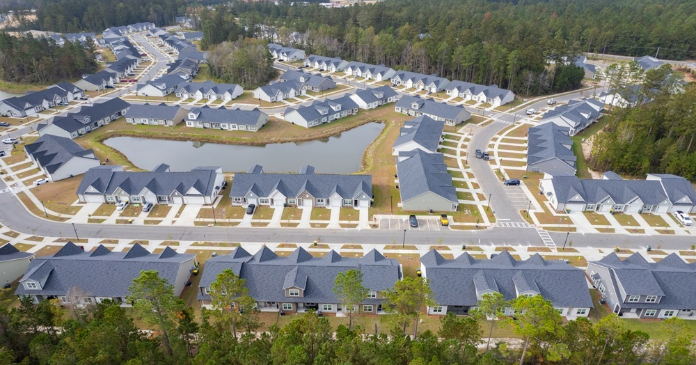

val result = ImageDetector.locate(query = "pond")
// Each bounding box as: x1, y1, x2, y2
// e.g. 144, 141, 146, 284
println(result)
104, 122, 385, 174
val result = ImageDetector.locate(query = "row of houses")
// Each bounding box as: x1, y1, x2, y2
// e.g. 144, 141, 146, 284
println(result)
395, 95, 470, 126
40, 32, 98, 47
0, 82, 84, 117
540, 172, 696, 214
284, 95, 359, 128
539, 98, 604, 136
25, 135, 100, 182
252, 70, 336, 103
102, 22, 156, 40
136, 58, 201, 97
158, 33, 206, 61
268, 43, 306, 61
76, 38, 144, 92
38, 97, 131, 139
14, 241, 696, 320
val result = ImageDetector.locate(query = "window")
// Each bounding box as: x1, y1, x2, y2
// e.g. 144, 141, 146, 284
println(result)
59, 296, 70, 304
288, 289, 300, 297
321, 304, 333, 311
282, 303, 293, 311
576, 308, 587, 315
431, 306, 444, 314
343, 199, 352, 206
612, 204, 624, 211
598, 284, 606, 294
259, 198, 269, 205
646, 295, 658, 303
663, 310, 676, 317
367, 291, 377, 298
627, 295, 640, 303
316, 198, 325, 204
232, 197, 243, 203
363, 305, 373, 312
25, 282, 38, 290
83, 298, 93, 304
585, 204, 595, 211
644, 310, 657, 317
288, 199, 297, 205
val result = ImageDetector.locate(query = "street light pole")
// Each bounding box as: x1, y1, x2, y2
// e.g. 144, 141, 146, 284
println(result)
487, 193, 492, 211
562, 231, 570, 251
212, 206, 217, 225
402, 229, 406, 248
526, 200, 531, 218
71, 223, 80, 241
41, 201, 48, 217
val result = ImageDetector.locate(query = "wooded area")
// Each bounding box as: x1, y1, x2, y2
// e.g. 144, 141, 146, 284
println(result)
206, 38, 277, 89
2, 270, 695, 365
589, 66, 696, 182
0, 33, 96, 84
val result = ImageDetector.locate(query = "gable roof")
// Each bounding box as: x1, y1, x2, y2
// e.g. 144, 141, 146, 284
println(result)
198, 247, 401, 303
634, 55, 664, 71
647, 174, 696, 206
25, 134, 97, 174
393, 115, 444, 153
46, 98, 131, 134
549, 174, 670, 206
125, 104, 184, 120
395, 95, 470, 121
176, 81, 240, 95
0, 243, 34, 263
422, 250, 593, 308
541, 99, 604, 130
396, 150, 457, 203
186, 106, 266, 126
286, 95, 358, 123
139, 74, 188, 92
351, 85, 398, 104
229, 165, 371, 200
16, 242, 194, 297
526, 123, 576, 172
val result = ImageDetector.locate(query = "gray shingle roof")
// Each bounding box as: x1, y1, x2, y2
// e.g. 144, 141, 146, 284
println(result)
25, 135, 97, 174
176, 81, 240, 95
139, 74, 188, 92
395, 95, 469, 121
573, 56, 596, 73
257, 81, 303, 97
229, 165, 371, 200
76, 165, 222, 197
527, 123, 576, 171
352, 86, 398, 104
396, 150, 457, 203
634, 56, 664, 71
550, 175, 669, 205
392, 71, 448, 89
541, 99, 604, 130
187, 106, 266, 126
198, 247, 401, 303
422, 250, 594, 308
81, 70, 117, 86
16, 242, 194, 298
393, 115, 444, 153
647, 174, 696, 206
47, 98, 130, 134
0, 243, 33, 263
125, 104, 183, 120
287, 95, 358, 123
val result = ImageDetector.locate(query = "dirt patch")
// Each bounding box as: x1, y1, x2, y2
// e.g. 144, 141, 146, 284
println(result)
32, 176, 82, 215
580, 134, 603, 179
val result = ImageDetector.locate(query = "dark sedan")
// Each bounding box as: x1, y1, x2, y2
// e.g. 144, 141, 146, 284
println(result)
409, 215, 418, 227
504, 179, 521, 186
246, 204, 256, 215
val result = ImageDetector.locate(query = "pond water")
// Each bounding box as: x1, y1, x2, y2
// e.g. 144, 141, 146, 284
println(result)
104, 122, 385, 173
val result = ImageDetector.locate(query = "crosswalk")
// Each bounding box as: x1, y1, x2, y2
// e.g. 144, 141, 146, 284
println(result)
494, 221, 533, 228
536, 227, 556, 249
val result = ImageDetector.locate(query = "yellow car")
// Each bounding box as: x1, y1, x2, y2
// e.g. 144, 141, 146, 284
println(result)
440, 214, 449, 226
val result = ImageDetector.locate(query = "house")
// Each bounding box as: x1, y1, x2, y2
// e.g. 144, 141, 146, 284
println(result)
77, 164, 225, 205
343, 62, 396, 81
268, 44, 306, 61
229, 165, 371, 208
444, 81, 515, 107
646, 174, 696, 214
526, 123, 577, 175
178, 31, 203, 41
391, 71, 449, 92
0, 244, 34, 286
125, 104, 188, 126
539, 99, 604, 136
280, 70, 336, 92
573, 56, 597, 79
185, 106, 268, 132
105, 58, 139, 79
64, 32, 97, 46
396, 150, 458, 212
167, 58, 200, 79
252, 81, 304, 103
0, 83, 83, 117
538, 172, 686, 214
74, 70, 119, 92
284, 95, 359, 128
395, 95, 470, 126
349, 86, 399, 110
41, 34, 65, 47
15, 242, 194, 305
598, 85, 642, 108
391, 116, 444, 156
175, 81, 243, 102
198, 246, 401, 314
25, 135, 100, 181
421, 250, 593, 318
136, 74, 189, 97
303, 55, 348, 72
588, 252, 696, 319
634, 56, 664, 71
38, 98, 130, 140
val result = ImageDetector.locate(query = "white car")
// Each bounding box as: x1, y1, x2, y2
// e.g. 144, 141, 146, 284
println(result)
116, 201, 129, 211
675, 211, 693, 226
33, 178, 49, 186
547, 99, 557, 105
2, 138, 19, 144
525, 109, 536, 115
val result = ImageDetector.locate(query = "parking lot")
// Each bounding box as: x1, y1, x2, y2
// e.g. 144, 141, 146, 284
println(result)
378, 216, 445, 231
503, 185, 532, 210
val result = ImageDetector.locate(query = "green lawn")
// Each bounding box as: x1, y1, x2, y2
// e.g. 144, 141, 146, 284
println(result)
571, 116, 609, 179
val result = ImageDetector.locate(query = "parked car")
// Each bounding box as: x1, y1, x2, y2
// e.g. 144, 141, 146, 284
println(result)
504, 179, 521, 186
0, 122, 10, 127
475, 149, 483, 159
547, 99, 557, 105
526, 108, 536, 115
440, 214, 449, 226
116, 201, 129, 211
142, 202, 153, 212
79, 96, 89, 100
128, 79, 138, 82
58, 101, 69, 106
0, 150, 5, 157
105, 85, 115, 89
482, 152, 490, 161
246, 204, 256, 215
2, 138, 18, 144
675, 211, 693, 226
409, 215, 418, 228
141, 53, 147, 56
33, 178, 49, 186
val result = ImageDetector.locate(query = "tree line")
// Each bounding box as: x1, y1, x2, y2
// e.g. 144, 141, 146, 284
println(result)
589, 64, 696, 182
0, 32, 97, 85
1, 268, 695, 364
206, 38, 277, 89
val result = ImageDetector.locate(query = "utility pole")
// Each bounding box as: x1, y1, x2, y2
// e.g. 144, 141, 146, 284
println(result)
72, 223, 80, 241
487, 194, 492, 211
655, 47, 660, 59
41, 201, 47, 217
562, 231, 570, 250
402, 229, 406, 248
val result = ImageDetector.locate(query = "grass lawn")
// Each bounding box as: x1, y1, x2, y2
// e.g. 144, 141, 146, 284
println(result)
16, 168, 40, 179
339, 209, 359, 222
570, 116, 609, 179
640, 214, 668, 227
148, 204, 172, 218
450, 204, 486, 223
281, 207, 303, 221
310, 208, 331, 221
253, 206, 275, 220
456, 191, 473, 200
32, 176, 82, 215
612, 213, 639, 226
584, 212, 611, 226
494, 98, 525, 111
192, 64, 225, 83
197, 194, 246, 220
233, 91, 280, 107
543, 255, 587, 267
596, 228, 615, 233
93, 204, 116, 216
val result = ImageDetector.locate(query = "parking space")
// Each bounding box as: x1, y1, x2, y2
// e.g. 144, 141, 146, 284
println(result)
378, 216, 443, 231
503, 185, 531, 210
